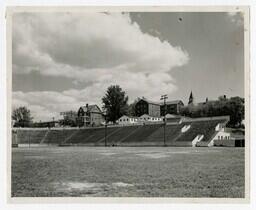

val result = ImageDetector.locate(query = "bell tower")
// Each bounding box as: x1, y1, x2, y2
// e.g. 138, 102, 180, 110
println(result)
188, 91, 194, 105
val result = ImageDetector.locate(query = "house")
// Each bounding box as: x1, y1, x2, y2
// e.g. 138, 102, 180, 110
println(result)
138, 114, 162, 123
160, 100, 184, 116
77, 104, 104, 127
135, 97, 161, 117
118, 115, 138, 125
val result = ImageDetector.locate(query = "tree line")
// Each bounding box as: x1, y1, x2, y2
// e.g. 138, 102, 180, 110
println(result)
180, 96, 244, 128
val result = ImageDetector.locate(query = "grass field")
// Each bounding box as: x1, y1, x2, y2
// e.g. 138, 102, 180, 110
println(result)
11, 147, 245, 197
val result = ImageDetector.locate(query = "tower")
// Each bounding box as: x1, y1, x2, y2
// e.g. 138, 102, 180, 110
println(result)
188, 91, 194, 105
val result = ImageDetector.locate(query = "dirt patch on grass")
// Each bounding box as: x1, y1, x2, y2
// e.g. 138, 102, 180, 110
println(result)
112, 182, 134, 187
100, 152, 117, 156
24, 155, 46, 159
136, 151, 191, 159
54, 181, 134, 191
137, 153, 170, 159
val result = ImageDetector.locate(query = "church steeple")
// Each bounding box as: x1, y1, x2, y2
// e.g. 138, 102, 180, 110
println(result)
188, 91, 194, 105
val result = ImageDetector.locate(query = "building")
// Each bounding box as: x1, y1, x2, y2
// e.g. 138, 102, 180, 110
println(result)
77, 104, 104, 127
160, 100, 184, 116
138, 114, 162, 123
188, 91, 194, 105
118, 115, 138, 125
135, 98, 161, 117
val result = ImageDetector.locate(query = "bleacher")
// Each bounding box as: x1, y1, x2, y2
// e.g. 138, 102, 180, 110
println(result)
174, 119, 227, 146
106, 126, 140, 146
65, 127, 117, 145
146, 124, 184, 145
119, 124, 162, 146
12, 116, 229, 147
44, 130, 76, 144
14, 129, 48, 144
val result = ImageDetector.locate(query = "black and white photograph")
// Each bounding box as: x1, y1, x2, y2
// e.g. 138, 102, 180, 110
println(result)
8, 7, 249, 201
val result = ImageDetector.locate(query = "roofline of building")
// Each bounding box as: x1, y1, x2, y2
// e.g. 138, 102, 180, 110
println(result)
160, 100, 184, 105
138, 98, 161, 105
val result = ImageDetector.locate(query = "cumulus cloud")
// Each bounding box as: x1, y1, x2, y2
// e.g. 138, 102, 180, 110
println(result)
12, 12, 189, 121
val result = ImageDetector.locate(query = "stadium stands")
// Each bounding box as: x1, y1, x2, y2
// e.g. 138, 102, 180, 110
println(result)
12, 116, 230, 147
65, 127, 117, 145
44, 129, 77, 144
119, 124, 162, 146
105, 126, 140, 146
146, 124, 184, 145
173, 119, 227, 146
14, 129, 48, 144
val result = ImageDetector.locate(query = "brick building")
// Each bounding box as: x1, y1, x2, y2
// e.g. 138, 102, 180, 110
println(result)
160, 100, 184, 116
135, 98, 161, 117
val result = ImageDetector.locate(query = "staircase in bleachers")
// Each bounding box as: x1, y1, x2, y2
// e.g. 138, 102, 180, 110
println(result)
174, 119, 227, 146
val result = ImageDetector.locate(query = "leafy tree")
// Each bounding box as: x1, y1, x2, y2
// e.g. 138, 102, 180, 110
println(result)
59, 118, 77, 127
128, 98, 140, 117
180, 96, 244, 128
102, 85, 128, 123
12, 106, 33, 127
226, 97, 244, 127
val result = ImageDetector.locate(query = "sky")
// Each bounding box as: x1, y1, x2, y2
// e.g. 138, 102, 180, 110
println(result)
12, 12, 244, 121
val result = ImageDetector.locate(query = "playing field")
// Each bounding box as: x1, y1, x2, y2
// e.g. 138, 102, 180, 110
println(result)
11, 147, 245, 197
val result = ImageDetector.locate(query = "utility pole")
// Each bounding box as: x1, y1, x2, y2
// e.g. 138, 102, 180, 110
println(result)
28, 132, 31, 148
160, 94, 168, 147
103, 110, 107, 147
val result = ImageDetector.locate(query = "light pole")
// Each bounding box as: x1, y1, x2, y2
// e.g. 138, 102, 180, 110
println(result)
160, 94, 168, 147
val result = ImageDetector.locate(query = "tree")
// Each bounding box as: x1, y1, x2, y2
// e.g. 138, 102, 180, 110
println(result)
12, 106, 33, 127
59, 118, 77, 127
226, 97, 244, 127
102, 85, 129, 123
128, 97, 140, 117
180, 96, 244, 128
